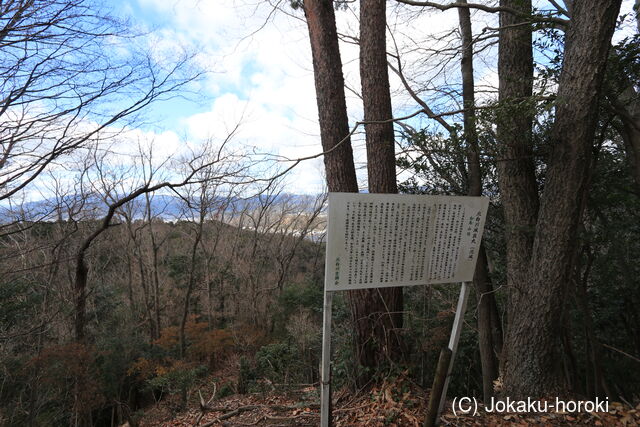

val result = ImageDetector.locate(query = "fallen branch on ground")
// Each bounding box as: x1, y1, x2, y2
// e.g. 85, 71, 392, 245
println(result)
199, 404, 320, 427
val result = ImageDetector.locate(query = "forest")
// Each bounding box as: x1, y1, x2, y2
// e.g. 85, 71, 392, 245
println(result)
1, 0, 640, 426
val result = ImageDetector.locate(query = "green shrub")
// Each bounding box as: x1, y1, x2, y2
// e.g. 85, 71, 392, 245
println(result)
255, 342, 301, 384
237, 356, 255, 394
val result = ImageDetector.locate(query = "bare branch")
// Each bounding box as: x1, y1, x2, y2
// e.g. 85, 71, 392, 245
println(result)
395, 0, 568, 26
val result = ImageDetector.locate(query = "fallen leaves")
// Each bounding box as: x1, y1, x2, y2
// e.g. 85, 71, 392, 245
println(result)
141, 376, 640, 426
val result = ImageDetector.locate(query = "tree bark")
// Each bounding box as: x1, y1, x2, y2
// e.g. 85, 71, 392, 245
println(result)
361, 0, 397, 195
305, 0, 402, 375
303, 0, 359, 194
303, 0, 404, 374
353, 0, 405, 371
502, 0, 622, 397
458, 0, 502, 401
496, 0, 539, 285
495, 0, 539, 393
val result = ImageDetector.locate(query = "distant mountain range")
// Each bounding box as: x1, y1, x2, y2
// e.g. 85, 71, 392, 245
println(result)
0, 192, 325, 224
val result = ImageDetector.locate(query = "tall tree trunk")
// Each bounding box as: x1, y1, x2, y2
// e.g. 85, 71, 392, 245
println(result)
303, 0, 359, 194
303, 0, 365, 372
303, 0, 404, 376
502, 0, 622, 397
458, 0, 502, 401
496, 0, 539, 286
353, 0, 404, 372
495, 0, 539, 393
360, 0, 397, 195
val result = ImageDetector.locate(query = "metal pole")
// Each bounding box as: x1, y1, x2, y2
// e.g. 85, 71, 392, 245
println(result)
424, 347, 453, 427
320, 290, 334, 427
437, 281, 471, 418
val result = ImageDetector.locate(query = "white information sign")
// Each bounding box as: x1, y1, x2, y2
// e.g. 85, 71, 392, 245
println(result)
325, 193, 489, 291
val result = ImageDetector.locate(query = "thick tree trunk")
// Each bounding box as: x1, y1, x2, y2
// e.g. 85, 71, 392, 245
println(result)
495, 0, 539, 393
354, 0, 404, 371
304, 0, 405, 374
496, 0, 539, 287
303, 0, 359, 194
458, 0, 501, 401
360, 0, 397, 195
502, 0, 622, 397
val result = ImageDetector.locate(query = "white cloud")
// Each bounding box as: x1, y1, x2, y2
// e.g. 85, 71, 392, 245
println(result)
118, 0, 635, 195
119, 0, 333, 193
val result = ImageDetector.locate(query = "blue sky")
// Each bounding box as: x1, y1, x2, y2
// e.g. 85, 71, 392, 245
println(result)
106, 0, 330, 194
1, 0, 635, 208
100, 0, 638, 196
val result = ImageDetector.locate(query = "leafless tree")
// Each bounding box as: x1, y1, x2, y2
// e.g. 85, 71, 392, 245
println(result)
0, 0, 201, 202
70, 132, 247, 342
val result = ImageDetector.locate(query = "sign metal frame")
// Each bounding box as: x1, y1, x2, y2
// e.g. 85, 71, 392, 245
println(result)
320, 193, 489, 427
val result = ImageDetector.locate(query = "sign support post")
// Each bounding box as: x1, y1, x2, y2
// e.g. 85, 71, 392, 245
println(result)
320, 289, 334, 427
437, 281, 471, 418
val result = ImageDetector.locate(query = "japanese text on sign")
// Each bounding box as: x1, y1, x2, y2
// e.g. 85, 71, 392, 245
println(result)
325, 193, 489, 291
